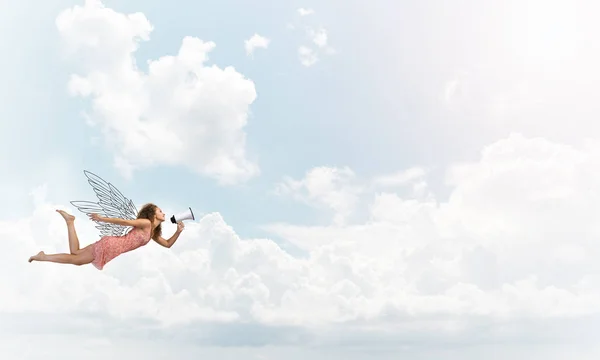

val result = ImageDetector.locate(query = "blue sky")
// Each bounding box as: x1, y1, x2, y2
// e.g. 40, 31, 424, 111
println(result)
0, 0, 541, 222
3, 0, 600, 358
0, 0, 507, 230
2, 0, 423, 233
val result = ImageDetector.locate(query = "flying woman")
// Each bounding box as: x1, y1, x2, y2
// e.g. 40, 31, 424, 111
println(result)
28, 203, 184, 270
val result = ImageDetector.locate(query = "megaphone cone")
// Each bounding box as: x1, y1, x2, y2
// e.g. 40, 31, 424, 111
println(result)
170, 207, 195, 223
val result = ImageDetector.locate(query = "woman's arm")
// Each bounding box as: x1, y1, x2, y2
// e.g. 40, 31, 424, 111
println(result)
90, 214, 150, 228
153, 222, 185, 248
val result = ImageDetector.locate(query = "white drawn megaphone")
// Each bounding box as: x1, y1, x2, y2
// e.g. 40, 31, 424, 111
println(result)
170, 207, 195, 223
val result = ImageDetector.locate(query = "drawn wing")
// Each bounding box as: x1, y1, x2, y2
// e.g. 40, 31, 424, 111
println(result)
70, 170, 138, 238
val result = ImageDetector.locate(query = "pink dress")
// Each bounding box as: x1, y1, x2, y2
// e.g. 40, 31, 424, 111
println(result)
91, 227, 152, 270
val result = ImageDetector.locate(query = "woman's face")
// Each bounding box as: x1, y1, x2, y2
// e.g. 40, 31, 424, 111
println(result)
154, 207, 165, 222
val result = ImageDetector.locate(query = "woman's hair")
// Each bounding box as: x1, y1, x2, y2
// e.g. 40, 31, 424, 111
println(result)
136, 203, 162, 239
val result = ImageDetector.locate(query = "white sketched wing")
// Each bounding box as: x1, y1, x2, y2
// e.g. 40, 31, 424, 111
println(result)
70, 170, 138, 238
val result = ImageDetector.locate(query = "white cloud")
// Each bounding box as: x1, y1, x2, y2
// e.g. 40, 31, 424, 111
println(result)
291, 8, 335, 66
298, 27, 335, 66
55, 0, 259, 185
371, 167, 430, 199
443, 78, 460, 104
297, 8, 314, 17
372, 166, 427, 187
308, 27, 327, 48
298, 46, 318, 67
265, 133, 600, 325
274, 166, 363, 225
245, 33, 270, 56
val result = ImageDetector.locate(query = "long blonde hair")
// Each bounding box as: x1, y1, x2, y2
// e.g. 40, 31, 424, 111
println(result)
136, 203, 162, 239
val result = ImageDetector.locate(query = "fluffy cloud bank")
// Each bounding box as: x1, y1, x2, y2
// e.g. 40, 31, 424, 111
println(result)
55, 0, 259, 185
5, 134, 600, 348
269, 133, 600, 322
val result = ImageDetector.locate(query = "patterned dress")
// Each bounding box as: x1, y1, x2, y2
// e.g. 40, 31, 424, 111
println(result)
91, 226, 152, 270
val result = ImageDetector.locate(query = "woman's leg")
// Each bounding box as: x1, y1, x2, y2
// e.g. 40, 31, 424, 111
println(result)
56, 209, 82, 254
28, 245, 94, 266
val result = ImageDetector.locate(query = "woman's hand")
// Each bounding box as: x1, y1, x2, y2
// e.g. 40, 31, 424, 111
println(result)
177, 221, 185, 233
89, 213, 102, 222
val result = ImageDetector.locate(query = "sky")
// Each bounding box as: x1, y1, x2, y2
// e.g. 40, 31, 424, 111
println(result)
2, 0, 600, 358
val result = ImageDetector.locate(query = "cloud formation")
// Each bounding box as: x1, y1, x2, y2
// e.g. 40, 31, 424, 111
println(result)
298, 46, 318, 67
298, 28, 335, 67
245, 34, 270, 56
297, 8, 315, 17
56, 0, 259, 185
289, 7, 335, 67
274, 166, 363, 225
7, 134, 600, 345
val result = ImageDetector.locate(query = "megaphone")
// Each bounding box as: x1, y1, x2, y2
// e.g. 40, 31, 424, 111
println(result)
170, 207, 195, 223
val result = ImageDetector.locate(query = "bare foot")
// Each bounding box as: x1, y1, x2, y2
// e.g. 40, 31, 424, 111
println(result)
28, 251, 45, 263
56, 209, 75, 223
